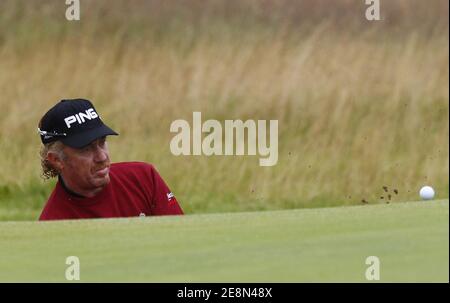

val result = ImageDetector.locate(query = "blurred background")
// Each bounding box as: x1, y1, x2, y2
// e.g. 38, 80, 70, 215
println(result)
0, 0, 448, 221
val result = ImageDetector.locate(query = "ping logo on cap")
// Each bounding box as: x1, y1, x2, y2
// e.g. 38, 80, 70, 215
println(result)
64, 108, 99, 128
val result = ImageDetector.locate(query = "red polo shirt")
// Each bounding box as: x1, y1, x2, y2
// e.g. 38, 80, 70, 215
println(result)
39, 162, 184, 221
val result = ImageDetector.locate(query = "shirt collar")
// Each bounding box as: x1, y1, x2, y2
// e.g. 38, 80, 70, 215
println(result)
58, 175, 86, 198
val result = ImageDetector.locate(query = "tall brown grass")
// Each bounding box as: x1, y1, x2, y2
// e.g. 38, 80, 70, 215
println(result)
0, 0, 448, 219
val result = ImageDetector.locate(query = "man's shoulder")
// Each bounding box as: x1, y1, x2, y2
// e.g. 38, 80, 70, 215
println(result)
39, 185, 69, 221
109, 162, 161, 191
110, 162, 156, 175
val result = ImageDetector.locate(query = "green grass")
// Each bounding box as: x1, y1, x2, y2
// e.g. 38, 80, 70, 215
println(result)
0, 200, 447, 282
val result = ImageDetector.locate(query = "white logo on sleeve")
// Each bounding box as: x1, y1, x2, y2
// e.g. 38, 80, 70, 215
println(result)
167, 192, 174, 201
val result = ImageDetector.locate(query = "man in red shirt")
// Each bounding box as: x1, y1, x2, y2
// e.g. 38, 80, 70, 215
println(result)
38, 98, 183, 220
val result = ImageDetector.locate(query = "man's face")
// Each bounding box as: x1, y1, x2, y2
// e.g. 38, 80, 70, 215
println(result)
60, 137, 111, 196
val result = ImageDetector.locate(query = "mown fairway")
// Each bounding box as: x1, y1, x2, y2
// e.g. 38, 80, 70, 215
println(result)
0, 200, 447, 282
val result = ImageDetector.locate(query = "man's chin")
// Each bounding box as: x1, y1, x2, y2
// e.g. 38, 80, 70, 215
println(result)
93, 174, 110, 187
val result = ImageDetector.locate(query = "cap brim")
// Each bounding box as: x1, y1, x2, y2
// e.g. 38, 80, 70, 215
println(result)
61, 124, 118, 148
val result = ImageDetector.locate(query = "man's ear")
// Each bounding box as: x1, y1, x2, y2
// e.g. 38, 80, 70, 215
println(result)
47, 151, 64, 172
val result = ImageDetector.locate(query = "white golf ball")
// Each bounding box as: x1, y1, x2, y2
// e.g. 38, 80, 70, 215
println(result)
419, 186, 435, 200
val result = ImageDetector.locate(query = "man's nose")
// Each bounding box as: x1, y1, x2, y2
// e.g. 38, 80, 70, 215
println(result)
93, 145, 108, 162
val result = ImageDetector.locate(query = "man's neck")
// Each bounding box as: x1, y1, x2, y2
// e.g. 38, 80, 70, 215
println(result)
58, 176, 103, 198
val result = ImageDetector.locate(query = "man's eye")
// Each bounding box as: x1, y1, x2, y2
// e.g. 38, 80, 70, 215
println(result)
81, 144, 93, 152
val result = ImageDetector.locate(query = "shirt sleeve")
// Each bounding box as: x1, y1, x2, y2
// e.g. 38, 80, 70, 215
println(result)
148, 164, 184, 216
